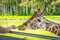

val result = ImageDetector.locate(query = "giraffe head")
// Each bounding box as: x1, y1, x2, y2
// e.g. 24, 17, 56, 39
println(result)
36, 9, 45, 18
21, 9, 45, 30
36, 8, 45, 22
36, 9, 40, 12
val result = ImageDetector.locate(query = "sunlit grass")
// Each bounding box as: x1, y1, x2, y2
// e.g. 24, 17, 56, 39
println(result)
0, 16, 60, 27
0, 16, 60, 40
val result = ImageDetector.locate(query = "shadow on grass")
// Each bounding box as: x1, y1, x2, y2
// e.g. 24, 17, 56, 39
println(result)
0, 35, 26, 40
10, 31, 60, 40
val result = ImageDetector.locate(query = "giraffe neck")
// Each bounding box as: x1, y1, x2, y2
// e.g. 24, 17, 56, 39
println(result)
42, 19, 60, 36
46, 25, 60, 36
34, 17, 60, 36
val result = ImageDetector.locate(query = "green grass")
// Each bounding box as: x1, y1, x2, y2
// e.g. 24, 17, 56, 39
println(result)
0, 16, 60, 27
0, 16, 60, 40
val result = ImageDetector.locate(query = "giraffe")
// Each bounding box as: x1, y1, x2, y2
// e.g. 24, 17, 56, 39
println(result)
20, 9, 60, 36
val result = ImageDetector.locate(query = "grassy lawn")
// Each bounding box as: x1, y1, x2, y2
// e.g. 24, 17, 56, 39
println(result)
0, 16, 60, 40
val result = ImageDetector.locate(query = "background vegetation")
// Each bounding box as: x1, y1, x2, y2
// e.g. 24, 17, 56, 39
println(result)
0, 0, 60, 16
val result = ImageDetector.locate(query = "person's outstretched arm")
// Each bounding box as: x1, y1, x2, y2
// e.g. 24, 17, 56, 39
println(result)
0, 25, 16, 33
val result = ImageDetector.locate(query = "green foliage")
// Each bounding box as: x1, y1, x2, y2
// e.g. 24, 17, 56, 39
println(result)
45, 12, 60, 16
17, 25, 23, 30
0, 0, 60, 16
